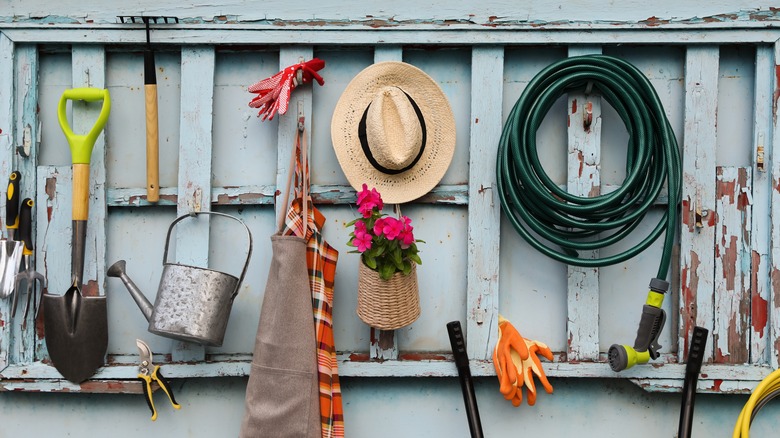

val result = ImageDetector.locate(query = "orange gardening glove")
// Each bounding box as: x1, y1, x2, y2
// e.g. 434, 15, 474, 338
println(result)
492, 315, 529, 406
492, 315, 554, 407
519, 338, 554, 406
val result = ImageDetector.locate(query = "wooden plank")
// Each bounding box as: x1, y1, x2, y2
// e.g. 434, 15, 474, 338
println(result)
679, 46, 719, 364
749, 46, 773, 364
713, 167, 751, 364
369, 46, 402, 361
566, 45, 602, 362
171, 46, 215, 363
105, 183, 470, 207
771, 41, 780, 369
0, 32, 14, 372
5, 26, 780, 46
10, 44, 38, 364
463, 46, 504, 361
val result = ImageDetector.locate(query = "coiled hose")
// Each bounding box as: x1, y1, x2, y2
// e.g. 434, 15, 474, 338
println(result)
733, 368, 780, 437
496, 55, 682, 371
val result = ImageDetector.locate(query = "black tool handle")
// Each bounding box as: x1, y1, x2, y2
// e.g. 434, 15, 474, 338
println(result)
18, 198, 33, 255
678, 326, 708, 438
6, 171, 20, 234
447, 321, 483, 438
139, 376, 158, 421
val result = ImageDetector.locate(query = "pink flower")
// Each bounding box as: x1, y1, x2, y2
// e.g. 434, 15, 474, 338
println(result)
398, 216, 415, 248
373, 217, 385, 237
356, 183, 383, 218
379, 217, 404, 241
354, 232, 373, 252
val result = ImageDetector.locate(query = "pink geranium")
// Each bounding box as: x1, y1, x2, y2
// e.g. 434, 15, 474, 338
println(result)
357, 183, 383, 218
398, 216, 415, 249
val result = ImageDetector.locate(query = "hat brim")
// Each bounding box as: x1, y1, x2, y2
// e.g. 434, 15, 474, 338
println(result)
331, 62, 456, 204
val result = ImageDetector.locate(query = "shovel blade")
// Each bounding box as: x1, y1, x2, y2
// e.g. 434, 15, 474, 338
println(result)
42, 287, 108, 384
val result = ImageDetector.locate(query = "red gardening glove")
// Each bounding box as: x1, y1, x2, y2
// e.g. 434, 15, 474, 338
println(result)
248, 58, 325, 121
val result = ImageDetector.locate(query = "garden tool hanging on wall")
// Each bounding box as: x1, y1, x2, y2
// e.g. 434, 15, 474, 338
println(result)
12, 198, 46, 322
107, 211, 252, 347
43, 87, 110, 384
117, 15, 179, 203
0, 170, 23, 299
495, 55, 682, 371
447, 321, 484, 438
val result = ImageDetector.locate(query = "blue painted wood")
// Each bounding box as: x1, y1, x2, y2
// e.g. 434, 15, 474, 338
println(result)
771, 41, 780, 370
0, 32, 14, 372
566, 45, 602, 362
466, 46, 504, 361
172, 46, 215, 362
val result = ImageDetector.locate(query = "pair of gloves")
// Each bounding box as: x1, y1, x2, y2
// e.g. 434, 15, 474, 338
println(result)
248, 58, 326, 121
493, 315, 553, 407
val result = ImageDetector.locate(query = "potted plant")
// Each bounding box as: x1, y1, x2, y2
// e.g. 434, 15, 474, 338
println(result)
347, 184, 423, 330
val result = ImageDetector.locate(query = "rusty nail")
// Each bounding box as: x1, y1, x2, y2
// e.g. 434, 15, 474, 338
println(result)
583, 101, 593, 130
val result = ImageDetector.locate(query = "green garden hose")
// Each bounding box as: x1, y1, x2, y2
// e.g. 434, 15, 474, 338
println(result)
496, 55, 682, 371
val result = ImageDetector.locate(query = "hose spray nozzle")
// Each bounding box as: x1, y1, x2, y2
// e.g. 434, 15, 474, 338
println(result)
608, 278, 669, 372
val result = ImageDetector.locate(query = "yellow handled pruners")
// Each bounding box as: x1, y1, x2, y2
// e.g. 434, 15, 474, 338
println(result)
136, 339, 181, 421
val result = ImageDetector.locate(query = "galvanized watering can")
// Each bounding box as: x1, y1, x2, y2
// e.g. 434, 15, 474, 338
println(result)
107, 211, 253, 346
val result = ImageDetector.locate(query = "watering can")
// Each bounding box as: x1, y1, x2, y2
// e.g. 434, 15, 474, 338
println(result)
107, 211, 252, 346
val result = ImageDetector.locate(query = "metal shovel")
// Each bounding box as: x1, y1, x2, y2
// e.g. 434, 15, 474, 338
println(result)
42, 88, 111, 384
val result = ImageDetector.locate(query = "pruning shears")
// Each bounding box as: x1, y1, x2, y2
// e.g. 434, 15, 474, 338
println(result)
136, 339, 181, 421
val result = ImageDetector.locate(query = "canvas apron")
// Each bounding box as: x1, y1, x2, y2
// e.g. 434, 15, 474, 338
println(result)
240, 132, 319, 438
282, 133, 344, 437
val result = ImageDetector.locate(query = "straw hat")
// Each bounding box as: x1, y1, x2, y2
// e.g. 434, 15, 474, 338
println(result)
331, 61, 456, 204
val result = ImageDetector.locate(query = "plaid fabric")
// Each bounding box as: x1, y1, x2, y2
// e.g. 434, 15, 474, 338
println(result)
283, 137, 344, 438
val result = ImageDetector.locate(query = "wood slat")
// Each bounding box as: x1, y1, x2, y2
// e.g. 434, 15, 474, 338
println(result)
10, 44, 39, 364
770, 41, 780, 369
0, 32, 14, 371
171, 46, 215, 363
465, 46, 504, 361
369, 46, 403, 361
749, 46, 773, 364
566, 45, 602, 362
713, 166, 751, 364
679, 45, 719, 363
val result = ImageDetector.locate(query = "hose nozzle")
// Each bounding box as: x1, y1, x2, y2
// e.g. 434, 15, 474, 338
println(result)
609, 278, 669, 372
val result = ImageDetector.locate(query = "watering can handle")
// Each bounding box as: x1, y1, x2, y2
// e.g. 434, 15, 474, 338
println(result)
162, 211, 253, 300
57, 88, 111, 165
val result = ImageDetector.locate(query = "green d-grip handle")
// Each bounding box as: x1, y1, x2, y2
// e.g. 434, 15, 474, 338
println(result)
57, 87, 111, 165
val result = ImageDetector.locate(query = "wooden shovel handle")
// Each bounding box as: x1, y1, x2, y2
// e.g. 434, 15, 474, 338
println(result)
145, 84, 160, 203
72, 163, 90, 221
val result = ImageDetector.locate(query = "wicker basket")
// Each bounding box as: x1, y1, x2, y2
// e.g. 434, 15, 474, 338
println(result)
356, 262, 420, 330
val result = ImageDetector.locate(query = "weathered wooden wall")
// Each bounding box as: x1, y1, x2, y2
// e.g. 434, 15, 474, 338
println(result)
2, 1, 780, 436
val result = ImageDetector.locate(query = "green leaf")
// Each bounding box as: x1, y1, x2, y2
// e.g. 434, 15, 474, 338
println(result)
345, 218, 360, 227
409, 253, 422, 265
402, 260, 412, 276
374, 244, 386, 256
364, 255, 377, 269
379, 263, 395, 280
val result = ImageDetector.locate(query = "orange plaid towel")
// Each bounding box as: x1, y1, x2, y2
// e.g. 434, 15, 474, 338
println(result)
283, 139, 344, 437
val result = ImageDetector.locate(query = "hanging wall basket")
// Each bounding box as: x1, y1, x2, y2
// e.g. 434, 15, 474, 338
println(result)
356, 262, 420, 330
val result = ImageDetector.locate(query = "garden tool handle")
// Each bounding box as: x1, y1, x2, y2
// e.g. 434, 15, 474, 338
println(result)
57, 87, 111, 165
18, 198, 33, 256
6, 171, 20, 233
679, 326, 708, 438
138, 373, 159, 421
144, 47, 160, 203
447, 321, 484, 438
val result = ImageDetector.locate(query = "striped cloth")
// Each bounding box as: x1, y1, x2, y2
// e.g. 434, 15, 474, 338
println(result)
283, 137, 344, 438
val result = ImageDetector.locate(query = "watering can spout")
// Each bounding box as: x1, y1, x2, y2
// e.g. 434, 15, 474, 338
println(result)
107, 260, 154, 321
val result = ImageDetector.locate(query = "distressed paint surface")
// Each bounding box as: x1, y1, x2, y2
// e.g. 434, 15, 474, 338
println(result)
749, 46, 772, 363
0, 32, 13, 372
771, 40, 780, 369
566, 45, 602, 362
713, 167, 751, 364
679, 46, 719, 362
